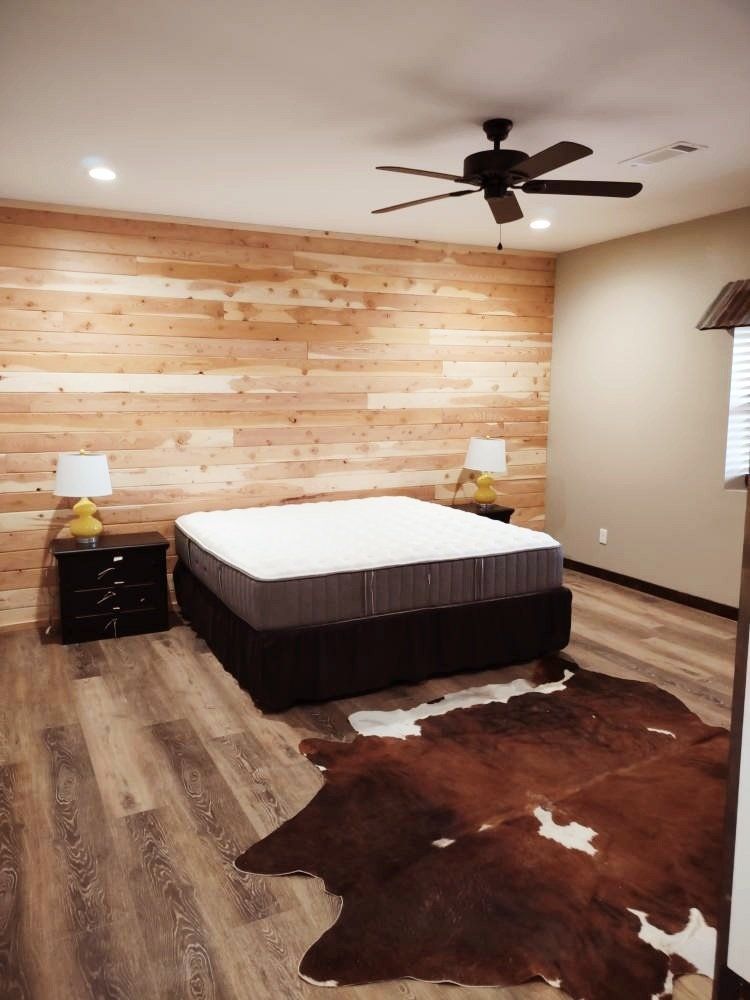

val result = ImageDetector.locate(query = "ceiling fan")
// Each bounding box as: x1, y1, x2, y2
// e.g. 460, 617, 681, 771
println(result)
372, 118, 643, 248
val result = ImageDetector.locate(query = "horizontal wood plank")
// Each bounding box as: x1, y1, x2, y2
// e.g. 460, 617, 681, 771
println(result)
0, 208, 556, 268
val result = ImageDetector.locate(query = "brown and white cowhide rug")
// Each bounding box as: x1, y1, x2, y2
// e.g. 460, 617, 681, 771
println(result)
235, 656, 728, 999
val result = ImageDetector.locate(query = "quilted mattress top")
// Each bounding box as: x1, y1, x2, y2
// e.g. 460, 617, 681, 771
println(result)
175, 496, 560, 582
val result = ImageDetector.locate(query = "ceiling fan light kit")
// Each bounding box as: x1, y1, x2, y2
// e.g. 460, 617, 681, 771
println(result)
373, 118, 643, 248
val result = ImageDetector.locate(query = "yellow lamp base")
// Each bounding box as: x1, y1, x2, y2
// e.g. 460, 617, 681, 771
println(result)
69, 497, 103, 546
473, 472, 497, 506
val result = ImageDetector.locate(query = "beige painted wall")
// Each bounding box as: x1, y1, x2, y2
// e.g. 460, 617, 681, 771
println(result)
547, 206, 750, 607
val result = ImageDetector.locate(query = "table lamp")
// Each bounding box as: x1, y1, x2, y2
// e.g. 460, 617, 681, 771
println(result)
54, 451, 113, 546
464, 437, 507, 509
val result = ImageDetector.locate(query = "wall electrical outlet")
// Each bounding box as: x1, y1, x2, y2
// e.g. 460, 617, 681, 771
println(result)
599, 528, 608, 545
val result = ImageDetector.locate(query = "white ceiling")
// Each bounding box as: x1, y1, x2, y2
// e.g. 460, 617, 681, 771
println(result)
2, 0, 749, 252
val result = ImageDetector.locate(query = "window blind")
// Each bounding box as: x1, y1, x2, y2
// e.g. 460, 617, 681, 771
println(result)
726, 326, 750, 488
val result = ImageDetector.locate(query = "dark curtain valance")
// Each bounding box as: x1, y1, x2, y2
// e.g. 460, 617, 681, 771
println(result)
697, 279, 750, 330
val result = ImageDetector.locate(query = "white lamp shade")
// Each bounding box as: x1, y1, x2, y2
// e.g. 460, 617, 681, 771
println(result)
464, 437, 507, 474
54, 452, 112, 498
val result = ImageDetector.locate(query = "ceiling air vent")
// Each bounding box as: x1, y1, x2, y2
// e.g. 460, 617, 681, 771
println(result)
619, 142, 707, 167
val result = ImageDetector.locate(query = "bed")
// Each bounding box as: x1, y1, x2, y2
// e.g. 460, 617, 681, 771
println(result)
173, 496, 571, 712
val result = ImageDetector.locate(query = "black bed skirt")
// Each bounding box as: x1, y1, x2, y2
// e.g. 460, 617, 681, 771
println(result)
173, 559, 572, 713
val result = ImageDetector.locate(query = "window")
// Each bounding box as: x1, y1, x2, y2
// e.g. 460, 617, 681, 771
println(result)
726, 326, 750, 489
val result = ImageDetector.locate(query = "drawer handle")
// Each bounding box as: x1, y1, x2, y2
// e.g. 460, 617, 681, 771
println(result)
97, 590, 117, 605
113, 555, 123, 562
104, 617, 118, 637
97, 566, 115, 580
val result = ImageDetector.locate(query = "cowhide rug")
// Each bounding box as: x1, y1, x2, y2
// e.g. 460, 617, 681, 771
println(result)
235, 656, 728, 999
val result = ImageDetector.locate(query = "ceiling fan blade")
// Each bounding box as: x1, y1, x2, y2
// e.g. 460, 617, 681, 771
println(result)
371, 189, 478, 215
522, 179, 643, 198
486, 192, 524, 224
377, 165, 477, 184
512, 141, 593, 180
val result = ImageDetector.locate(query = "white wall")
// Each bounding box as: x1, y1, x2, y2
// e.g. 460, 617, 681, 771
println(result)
546, 207, 750, 607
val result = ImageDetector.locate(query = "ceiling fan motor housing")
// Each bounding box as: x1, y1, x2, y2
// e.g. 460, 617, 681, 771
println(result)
462, 149, 529, 186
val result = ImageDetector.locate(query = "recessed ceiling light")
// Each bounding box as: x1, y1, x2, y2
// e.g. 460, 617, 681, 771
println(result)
529, 218, 551, 230
88, 166, 116, 181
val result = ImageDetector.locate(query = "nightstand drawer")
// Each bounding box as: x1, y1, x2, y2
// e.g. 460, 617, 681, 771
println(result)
60, 547, 163, 589
64, 608, 167, 644
68, 582, 160, 616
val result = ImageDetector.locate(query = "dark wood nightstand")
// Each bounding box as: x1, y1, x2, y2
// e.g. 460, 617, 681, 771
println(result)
463, 503, 515, 524
52, 531, 169, 644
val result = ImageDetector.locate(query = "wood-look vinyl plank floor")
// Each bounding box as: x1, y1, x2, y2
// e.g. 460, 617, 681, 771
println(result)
0, 569, 735, 1000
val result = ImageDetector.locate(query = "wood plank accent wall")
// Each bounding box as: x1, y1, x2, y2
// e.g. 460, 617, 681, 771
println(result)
0, 204, 555, 630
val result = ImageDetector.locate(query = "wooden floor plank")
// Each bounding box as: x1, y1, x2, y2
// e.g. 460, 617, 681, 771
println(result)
149, 633, 256, 741
116, 806, 232, 1000
15, 738, 88, 997
150, 717, 280, 925
99, 633, 180, 727
0, 632, 77, 765
67, 643, 102, 680
0, 570, 728, 999
209, 729, 322, 839
43, 725, 121, 934
0, 765, 32, 1000
41, 724, 156, 999
74, 676, 159, 817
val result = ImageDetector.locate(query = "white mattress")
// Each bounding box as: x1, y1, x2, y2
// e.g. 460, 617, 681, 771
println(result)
176, 496, 558, 580
175, 497, 563, 630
